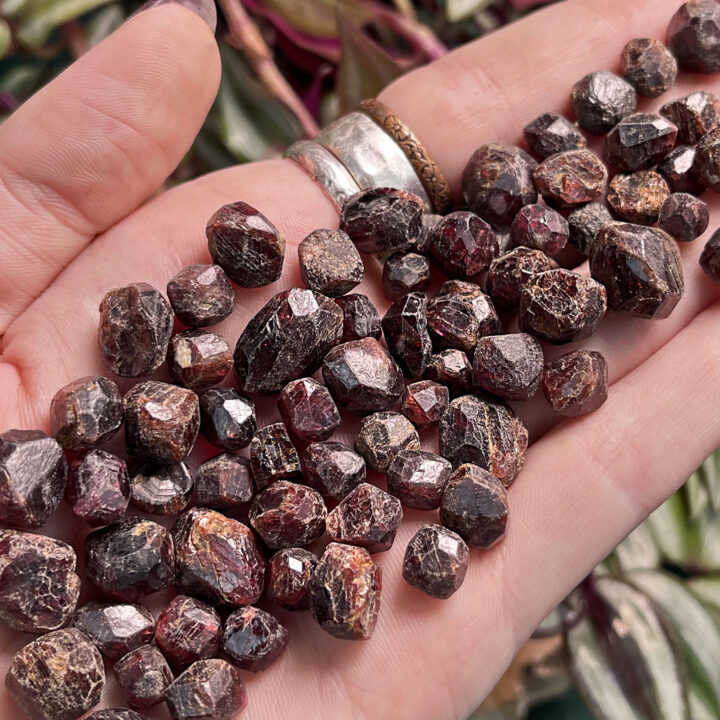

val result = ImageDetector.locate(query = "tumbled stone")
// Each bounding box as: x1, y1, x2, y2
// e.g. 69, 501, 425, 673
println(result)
335, 294, 382, 342
309, 543, 381, 641
196, 453, 253, 511
413, 212, 442, 255
402, 524, 469, 599
659, 145, 706, 195
249, 423, 301, 489
473, 333, 543, 401
0, 530, 80, 633
607, 170, 670, 224
223, 606, 288, 672
340, 187, 424, 254
523, 112, 587, 159
621, 38, 677, 97
72, 601, 154, 660
278, 378, 341, 442
85, 517, 174, 601
130, 461, 193, 516
266, 548, 317, 610
570, 71, 636, 135
298, 228, 364, 297
164, 659, 246, 720
206, 201, 285, 287
667, 0, 720, 72
533, 149, 608, 209
661, 91, 720, 144
233, 288, 343, 394
700, 230, 720, 284
402, 380, 450, 429
510, 204, 569, 256
167, 330, 232, 390
695, 127, 720, 191
567, 202, 614, 255
326, 483, 402, 553
543, 350, 608, 417
518, 269, 607, 344
124, 381, 199, 463
381, 292, 433, 379
658, 192, 710, 241
355, 412, 420, 472
302, 441, 366, 500
439, 394, 528, 486
604, 113, 678, 172
167, 264, 235, 328
387, 450, 453, 510
199, 387, 256, 451
249, 480, 326, 549
486, 247, 559, 312
429, 211, 498, 279
322, 337, 404, 416
173, 508, 265, 607
6, 628, 104, 720
87, 710, 149, 720
155, 595, 222, 669
425, 350, 473, 396
382, 252, 432, 300
461, 144, 538, 226
67, 450, 129, 527
115, 645, 173, 709
591, 223, 684, 318
0, 430, 67, 529
50, 376, 123, 450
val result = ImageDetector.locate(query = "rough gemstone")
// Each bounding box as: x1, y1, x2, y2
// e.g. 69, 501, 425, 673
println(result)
129, 461, 193, 515
382, 252, 432, 300
413, 212, 442, 255
249, 423, 301, 489
66, 449, 129, 526
0, 530, 80, 633
167, 330, 232, 390
509, 204, 569, 256
486, 247, 559, 312
387, 450, 453, 510
6, 628, 104, 720
50, 376, 123, 450
567, 202, 614, 255
461, 144, 538, 226
660, 91, 720, 144
604, 113, 678, 172
339, 187, 424, 254
72, 601, 154, 660
402, 380, 450, 429
607, 170, 670, 224
115, 645, 173, 709
424, 350, 473, 396
543, 350, 609, 417
167, 264, 235, 328
700, 230, 720, 284
206, 201, 285, 287
381, 292, 433, 379
402, 524, 469, 599
0, 429, 67, 529
155, 595, 222, 669
621, 38, 677, 97
590, 223, 684, 319
266, 548, 317, 610
667, 0, 720, 72
658, 192, 710, 241
438, 394, 528, 486
518, 269, 607, 344
695, 127, 720, 191
658, 145, 706, 195
278, 378, 341, 442
322, 337, 404, 415
173, 508, 265, 607
195, 453, 253, 511
355, 412, 421, 472
302, 441, 366, 501
233, 288, 343, 394
222, 606, 288, 672
533, 149, 608, 209
430, 211, 499, 279
570, 71, 636, 135
164, 659, 246, 720
309, 542, 381, 640
199, 387, 256, 451
98, 283, 173, 378
86, 711, 149, 720
522, 112, 587, 158
440, 464, 509, 549
298, 228, 364, 297
335, 294, 382, 342
249, 480, 326, 549
124, 381, 199, 463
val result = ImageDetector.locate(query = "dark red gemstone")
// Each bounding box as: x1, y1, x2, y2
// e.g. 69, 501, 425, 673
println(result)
87, 710, 150, 720
196, 453, 253, 511
510, 204, 569, 256
167, 264, 235, 328
167, 330, 232, 390
621, 38, 677, 98
266, 548, 317, 610
115, 645, 173, 709
302, 441, 366, 501
430, 211, 498, 278
700, 230, 720, 285
355, 412, 420, 473
199, 387, 256, 451
402, 380, 449, 429
567, 202, 614, 255
387, 450, 452, 510
381, 292, 433, 379
222, 606, 288, 672
658, 192, 710, 241
604, 113, 678, 172
608, 170, 670, 224
424, 350, 473, 396
695, 127, 720, 191
382, 252, 432, 300
543, 350, 608, 417
533, 150, 608, 208
658, 145, 706, 195
298, 228, 364, 297
67, 450, 129, 527
129, 461, 193, 516
660, 91, 720, 144
335, 294, 382, 343
249, 423, 301, 489
570, 71, 636, 135
667, 0, 720, 72
278, 377, 342, 442
523, 112, 587, 159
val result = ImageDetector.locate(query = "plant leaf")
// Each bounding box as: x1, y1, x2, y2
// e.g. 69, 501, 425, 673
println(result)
256, 0, 372, 39
446, 0, 494, 22
646, 491, 691, 567
685, 470, 709, 520
699, 450, 720, 512
610, 522, 660, 572
86, 2, 124, 47
686, 577, 720, 627
16, 0, 113, 46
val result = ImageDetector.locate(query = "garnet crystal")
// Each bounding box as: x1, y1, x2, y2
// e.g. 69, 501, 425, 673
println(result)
522, 112, 587, 159
302, 441, 366, 501
335, 294, 382, 342
129, 461, 193, 515
621, 38, 677, 97
570, 71, 636, 135
567, 202, 613, 255
402, 380, 450, 429
298, 228, 364, 297
509, 204, 569, 256
607, 170, 670, 224
115, 645, 173, 709
249, 423, 301, 489
167, 330, 232, 390
222, 606, 289, 672
658, 192, 710, 241
543, 350, 608, 417
429, 211, 498, 279
533, 149, 608, 209
199, 387, 256, 451
382, 252, 432, 300
166, 264, 235, 328
278, 377, 342, 442
387, 450, 453, 510
667, 0, 720, 73
355, 412, 420, 472
195, 453, 253, 511
266, 548, 317, 610
660, 91, 720, 144
381, 291, 433, 379
700, 230, 720, 284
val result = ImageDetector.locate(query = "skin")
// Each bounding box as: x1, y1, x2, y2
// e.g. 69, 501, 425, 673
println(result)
0, 0, 717, 718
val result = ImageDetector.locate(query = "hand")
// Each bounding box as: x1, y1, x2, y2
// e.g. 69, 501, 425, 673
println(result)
0, 0, 717, 717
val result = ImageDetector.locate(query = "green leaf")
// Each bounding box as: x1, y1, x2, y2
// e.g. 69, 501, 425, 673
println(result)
86, 2, 124, 47
610, 522, 660, 572
260, 0, 371, 39
16, 0, 113, 46
699, 450, 720, 512
646, 491, 691, 567
0, 19, 11, 58
686, 577, 720, 627
446, 0, 493, 22
685, 470, 709, 520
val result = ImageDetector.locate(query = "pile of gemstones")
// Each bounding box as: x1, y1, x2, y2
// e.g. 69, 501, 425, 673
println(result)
2, 2, 720, 718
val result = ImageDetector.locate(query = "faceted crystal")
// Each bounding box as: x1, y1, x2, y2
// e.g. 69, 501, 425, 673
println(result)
660, 91, 720, 144
695, 127, 720, 191
249, 423, 301, 489
667, 0, 720, 72
621, 38, 677, 97
533, 149, 608, 208
658, 192, 710, 241
199, 387, 256, 451
381, 291, 433, 379
570, 71, 636, 135
129, 461, 193, 516
115, 645, 173, 709
510, 204, 569, 256
700, 230, 720, 284
429, 211, 498, 279
382, 252, 432, 300
222, 606, 288, 672
658, 145, 706, 195
167, 330, 232, 390
298, 228, 364, 297
522, 112, 587, 159
67, 450, 129, 527
413, 212, 442, 255
87, 711, 149, 720
486, 247, 558, 312
607, 170, 670, 224
278, 378, 341, 442
195, 453, 253, 511
302, 441, 366, 501
424, 350, 473, 396
335, 294, 382, 342
401, 380, 450, 429
167, 264, 235, 328
567, 202, 614, 255
543, 350, 608, 417
355, 412, 420, 472
604, 113, 678, 172
387, 450, 452, 510
266, 548, 317, 610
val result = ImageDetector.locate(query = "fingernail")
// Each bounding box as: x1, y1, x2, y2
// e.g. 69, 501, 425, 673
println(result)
135, 0, 217, 33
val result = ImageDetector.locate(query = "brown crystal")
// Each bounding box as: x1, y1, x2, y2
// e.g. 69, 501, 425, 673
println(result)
667, 0, 720, 73
387, 449, 453, 510
302, 441, 366, 501
660, 91, 720, 144
168, 330, 232, 390
658, 145, 706, 195
196, 453, 253, 511
199, 387, 256, 451
570, 71, 636, 135
658, 192, 710, 241
382, 252, 432, 300
266, 547, 317, 610
567, 203, 614, 255
522, 112, 587, 159
510, 204, 569, 256
355, 412, 420, 472
166, 264, 235, 328
298, 228, 364, 297
533, 149, 608, 208
621, 38, 677, 97
695, 127, 720, 191
130, 461, 193, 516
607, 170, 670, 224
115, 645, 173, 709
413, 212, 442, 255
381, 291, 433, 379
486, 247, 559, 312
543, 350, 608, 417
700, 230, 720, 284
402, 380, 449, 429
278, 377, 342, 442
604, 113, 678, 172
249, 423, 301, 489
87, 711, 149, 720
222, 606, 288, 672
424, 350, 473, 396
335, 293, 382, 342
429, 211, 498, 279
